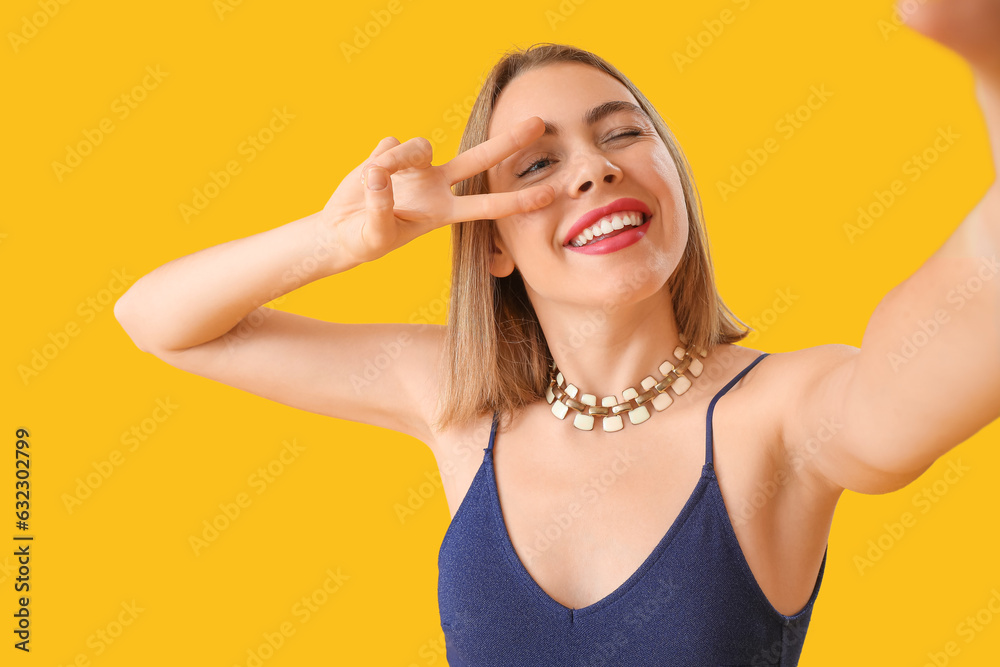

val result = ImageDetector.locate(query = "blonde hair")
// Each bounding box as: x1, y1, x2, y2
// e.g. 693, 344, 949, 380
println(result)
435, 42, 750, 433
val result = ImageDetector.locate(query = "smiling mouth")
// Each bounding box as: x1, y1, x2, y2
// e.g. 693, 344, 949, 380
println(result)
567, 211, 648, 248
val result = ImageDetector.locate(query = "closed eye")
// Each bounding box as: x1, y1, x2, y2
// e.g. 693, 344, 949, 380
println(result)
610, 129, 642, 140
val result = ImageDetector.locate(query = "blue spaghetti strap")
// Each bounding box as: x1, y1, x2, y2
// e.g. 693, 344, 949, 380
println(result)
485, 410, 499, 453
704, 352, 771, 468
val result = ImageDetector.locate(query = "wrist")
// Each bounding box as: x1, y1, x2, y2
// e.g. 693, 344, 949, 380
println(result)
298, 210, 364, 278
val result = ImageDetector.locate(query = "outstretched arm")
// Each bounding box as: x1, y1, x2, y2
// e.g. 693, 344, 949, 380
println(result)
784, 0, 1000, 494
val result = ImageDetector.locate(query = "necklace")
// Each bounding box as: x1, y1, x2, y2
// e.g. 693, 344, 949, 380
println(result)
545, 336, 708, 432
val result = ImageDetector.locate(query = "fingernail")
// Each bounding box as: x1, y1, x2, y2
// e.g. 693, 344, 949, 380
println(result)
367, 166, 387, 191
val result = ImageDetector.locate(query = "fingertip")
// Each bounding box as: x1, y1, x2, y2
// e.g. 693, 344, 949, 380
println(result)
523, 116, 546, 137
530, 184, 555, 209
367, 136, 400, 161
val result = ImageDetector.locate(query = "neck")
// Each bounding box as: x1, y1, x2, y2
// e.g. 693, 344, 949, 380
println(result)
534, 284, 688, 401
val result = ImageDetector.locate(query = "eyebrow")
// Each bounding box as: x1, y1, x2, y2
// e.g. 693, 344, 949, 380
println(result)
492, 100, 651, 175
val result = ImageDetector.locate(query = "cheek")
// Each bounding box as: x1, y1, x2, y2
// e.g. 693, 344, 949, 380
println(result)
502, 208, 562, 246
648, 153, 686, 215
650, 150, 681, 187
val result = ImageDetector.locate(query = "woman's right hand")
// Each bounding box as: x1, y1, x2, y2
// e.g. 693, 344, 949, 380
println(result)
319, 116, 555, 265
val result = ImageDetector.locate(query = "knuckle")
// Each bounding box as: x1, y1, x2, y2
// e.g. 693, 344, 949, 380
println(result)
372, 154, 398, 172
399, 136, 431, 164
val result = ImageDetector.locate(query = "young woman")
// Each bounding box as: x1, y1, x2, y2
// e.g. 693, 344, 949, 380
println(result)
114, 2, 1000, 664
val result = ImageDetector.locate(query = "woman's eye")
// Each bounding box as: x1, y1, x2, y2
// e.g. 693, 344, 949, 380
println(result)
515, 157, 553, 178
610, 129, 642, 140
514, 130, 642, 178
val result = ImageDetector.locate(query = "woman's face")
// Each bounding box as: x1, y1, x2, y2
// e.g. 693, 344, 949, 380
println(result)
485, 61, 689, 309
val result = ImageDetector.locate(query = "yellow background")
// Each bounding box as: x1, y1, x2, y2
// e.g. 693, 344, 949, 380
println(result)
4, 0, 999, 664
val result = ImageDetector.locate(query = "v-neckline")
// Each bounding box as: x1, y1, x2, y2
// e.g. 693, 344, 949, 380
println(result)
485, 445, 714, 619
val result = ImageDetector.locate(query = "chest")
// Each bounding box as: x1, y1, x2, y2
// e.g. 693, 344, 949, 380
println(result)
437, 396, 770, 607
493, 423, 709, 609
433, 352, 837, 623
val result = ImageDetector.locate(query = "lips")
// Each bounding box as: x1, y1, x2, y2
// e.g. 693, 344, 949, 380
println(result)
563, 197, 653, 246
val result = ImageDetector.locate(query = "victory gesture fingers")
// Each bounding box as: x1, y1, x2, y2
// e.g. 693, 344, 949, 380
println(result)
322, 116, 554, 265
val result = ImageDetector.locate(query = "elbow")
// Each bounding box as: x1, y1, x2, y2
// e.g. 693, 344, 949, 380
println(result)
113, 294, 152, 354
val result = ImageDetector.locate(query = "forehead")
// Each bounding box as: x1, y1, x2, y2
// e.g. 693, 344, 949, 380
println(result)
487, 62, 638, 139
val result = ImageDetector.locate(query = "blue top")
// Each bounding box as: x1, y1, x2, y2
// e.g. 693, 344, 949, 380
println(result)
438, 352, 827, 666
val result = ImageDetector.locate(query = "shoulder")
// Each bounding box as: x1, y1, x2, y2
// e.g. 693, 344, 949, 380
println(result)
744, 342, 862, 429
719, 342, 860, 410
737, 342, 863, 494
709, 343, 861, 489
743, 343, 860, 395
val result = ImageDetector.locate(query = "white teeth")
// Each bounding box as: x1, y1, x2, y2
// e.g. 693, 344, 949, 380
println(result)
570, 211, 646, 247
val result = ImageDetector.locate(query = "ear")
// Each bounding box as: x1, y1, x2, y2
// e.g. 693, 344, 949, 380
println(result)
488, 229, 516, 278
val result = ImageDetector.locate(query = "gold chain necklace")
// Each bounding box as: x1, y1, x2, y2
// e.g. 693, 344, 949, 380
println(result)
545, 334, 708, 432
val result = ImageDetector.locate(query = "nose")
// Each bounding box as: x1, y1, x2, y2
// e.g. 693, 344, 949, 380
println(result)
569, 151, 622, 196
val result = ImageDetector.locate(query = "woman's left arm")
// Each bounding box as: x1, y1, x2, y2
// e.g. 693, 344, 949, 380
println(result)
782, 0, 1000, 495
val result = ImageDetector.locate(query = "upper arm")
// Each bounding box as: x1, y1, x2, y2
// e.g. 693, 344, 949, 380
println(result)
775, 344, 934, 496
135, 307, 448, 446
